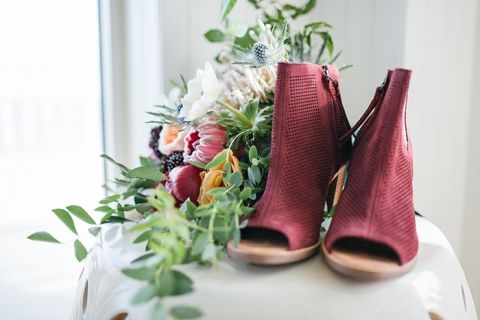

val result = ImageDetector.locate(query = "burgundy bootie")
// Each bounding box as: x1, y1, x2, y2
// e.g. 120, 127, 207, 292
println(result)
228, 62, 351, 265
323, 69, 418, 279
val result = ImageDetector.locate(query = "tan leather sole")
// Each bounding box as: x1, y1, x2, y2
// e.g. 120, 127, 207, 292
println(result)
321, 242, 417, 280
227, 239, 320, 266
226, 165, 346, 266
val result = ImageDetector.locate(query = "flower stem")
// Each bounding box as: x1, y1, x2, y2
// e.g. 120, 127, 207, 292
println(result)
217, 100, 252, 128
228, 129, 249, 149
208, 209, 217, 243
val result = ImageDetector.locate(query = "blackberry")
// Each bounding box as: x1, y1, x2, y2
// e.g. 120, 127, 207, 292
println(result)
164, 151, 184, 172
149, 126, 164, 159
252, 42, 270, 67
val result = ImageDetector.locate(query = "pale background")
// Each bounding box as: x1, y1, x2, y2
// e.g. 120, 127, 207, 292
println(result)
0, 0, 479, 319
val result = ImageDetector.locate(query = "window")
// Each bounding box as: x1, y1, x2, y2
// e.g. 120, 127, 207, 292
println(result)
0, 1, 103, 318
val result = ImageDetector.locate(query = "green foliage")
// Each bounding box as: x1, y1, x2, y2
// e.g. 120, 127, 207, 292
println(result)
67, 205, 96, 225
147, 104, 179, 126
204, 0, 351, 68
217, 99, 272, 151
220, 0, 238, 21
204, 29, 226, 43
170, 306, 202, 319
27, 231, 61, 244
74, 239, 88, 262
88, 226, 102, 237
52, 208, 77, 235
128, 166, 165, 182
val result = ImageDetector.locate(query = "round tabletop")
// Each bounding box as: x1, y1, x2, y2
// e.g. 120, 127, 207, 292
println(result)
72, 216, 478, 320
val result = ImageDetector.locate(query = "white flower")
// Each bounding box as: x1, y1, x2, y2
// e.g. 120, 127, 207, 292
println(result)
180, 62, 223, 121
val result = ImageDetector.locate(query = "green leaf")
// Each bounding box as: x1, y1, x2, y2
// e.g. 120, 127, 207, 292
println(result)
171, 270, 194, 296
100, 210, 114, 223
74, 239, 88, 262
339, 64, 354, 71
136, 203, 152, 215
248, 145, 258, 162
220, 0, 237, 21
128, 166, 165, 182
139, 155, 155, 167
232, 228, 240, 247
201, 243, 217, 262
120, 204, 136, 212
223, 162, 232, 175
207, 188, 227, 201
101, 216, 129, 224
66, 205, 96, 224
99, 194, 121, 204
52, 208, 77, 235
152, 302, 167, 320
133, 178, 156, 189
190, 161, 206, 170
88, 226, 102, 237
100, 154, 130, 174
251, 165, 261, 183
27, 231, 61, 244
133, 230, 152, 244
291, 0, 316, 18
180, 199, 196, 216
241, 98, 259, 122
228, 21, 248, 38
157, 270, 175, 297
205, 150, 227, 169
191, 232, 209, 256
94, 205, 114, 213
305, 21, 332, 30
180, 74, 188, 92
259, 157, 270, 166
230, 172, 243, 187
131, 252, 156, 264
132, 283, 158, 305
234, 27, 256, 48
247, 167, 256, 184
239, 187, 252, 201
122, 266, 156, 281
170, 305, 202, 319
204, 29, 226, 43
213, 216, 229, 244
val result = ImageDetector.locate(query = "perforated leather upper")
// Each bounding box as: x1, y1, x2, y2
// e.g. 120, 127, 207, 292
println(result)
246, 62, 351, 250
325, 69, 418, 265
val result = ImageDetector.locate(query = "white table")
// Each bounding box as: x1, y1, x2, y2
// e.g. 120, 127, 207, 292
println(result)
72, 217, 478, 320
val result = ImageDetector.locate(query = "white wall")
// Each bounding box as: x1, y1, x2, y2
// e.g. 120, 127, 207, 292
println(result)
462, 0, 480, 307
402, 0, 479, 307
108, 0, 480, 309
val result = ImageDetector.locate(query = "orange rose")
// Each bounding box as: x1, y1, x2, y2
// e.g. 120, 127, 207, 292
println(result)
198, 149, 241, 205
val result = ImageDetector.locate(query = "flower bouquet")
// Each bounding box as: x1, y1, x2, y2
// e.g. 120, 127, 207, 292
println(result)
28, 0, 351, 318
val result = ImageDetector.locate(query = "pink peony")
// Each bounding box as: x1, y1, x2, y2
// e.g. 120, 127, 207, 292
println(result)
183, 122, 227, 165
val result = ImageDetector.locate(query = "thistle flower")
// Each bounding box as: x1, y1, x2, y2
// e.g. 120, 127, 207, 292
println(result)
236, 20, 288, 68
